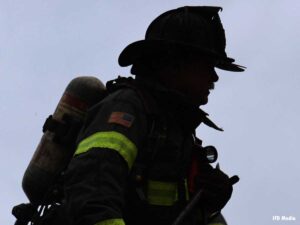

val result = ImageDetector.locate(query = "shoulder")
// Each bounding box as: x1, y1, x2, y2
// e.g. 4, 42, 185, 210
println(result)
79, 86, 149, 140
75, 86, 150, 160
100, 87, 145, 112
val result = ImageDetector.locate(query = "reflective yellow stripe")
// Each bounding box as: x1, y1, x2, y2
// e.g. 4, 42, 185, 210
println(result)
147, 179, 190, 206
147, 180, 178, 206
75, 131, 137, 169
184, 178, 190, 201
94, 218, 125, 225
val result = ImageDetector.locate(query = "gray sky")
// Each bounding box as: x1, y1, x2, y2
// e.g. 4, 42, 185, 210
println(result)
1, 1, 299, 224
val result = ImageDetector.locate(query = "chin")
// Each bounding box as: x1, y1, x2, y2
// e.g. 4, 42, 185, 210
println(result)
193, 96, 208, 106
187, 91, 209, 106
200, 93, 210, 105
199, 99, 208, 106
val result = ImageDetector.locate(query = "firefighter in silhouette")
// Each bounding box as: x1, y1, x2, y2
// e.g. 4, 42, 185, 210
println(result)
59, 6, 245, 225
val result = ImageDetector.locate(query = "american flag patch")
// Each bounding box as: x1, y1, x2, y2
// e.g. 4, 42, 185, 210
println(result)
108, 112, 135, 128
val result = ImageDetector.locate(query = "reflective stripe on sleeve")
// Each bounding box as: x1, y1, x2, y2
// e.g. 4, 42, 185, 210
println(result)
94, 218, 125, 225
184, 178, 190, 201
75, 131, 137, 169
147, 179, 190, 206
147, 180, 178, 206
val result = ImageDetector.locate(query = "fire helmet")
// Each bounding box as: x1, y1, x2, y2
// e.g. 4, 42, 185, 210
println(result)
118, 6, 245, 72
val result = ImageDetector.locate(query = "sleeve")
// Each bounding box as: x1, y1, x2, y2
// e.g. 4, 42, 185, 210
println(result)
62, 88, 148, 225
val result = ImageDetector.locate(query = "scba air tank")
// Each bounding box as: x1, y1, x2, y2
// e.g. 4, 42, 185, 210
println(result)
22, 76, 106, 205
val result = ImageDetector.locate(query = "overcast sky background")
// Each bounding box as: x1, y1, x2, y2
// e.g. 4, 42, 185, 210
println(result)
1, 1, 299, 225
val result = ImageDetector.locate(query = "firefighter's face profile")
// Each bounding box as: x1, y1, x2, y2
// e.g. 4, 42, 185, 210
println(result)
167, 56, 219, 105
183, 58, 218, 105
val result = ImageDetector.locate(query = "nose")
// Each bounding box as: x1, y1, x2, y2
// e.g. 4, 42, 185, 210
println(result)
211, 68, 219, 82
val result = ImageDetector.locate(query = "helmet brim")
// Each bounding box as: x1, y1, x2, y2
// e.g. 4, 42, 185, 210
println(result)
118, 39, 245, 72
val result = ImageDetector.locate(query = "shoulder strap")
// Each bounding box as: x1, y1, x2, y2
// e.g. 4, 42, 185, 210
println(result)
106, 76, 166, 160
106, 77, 168, 201
106, 76, 165, 159
106, 76, 159, 116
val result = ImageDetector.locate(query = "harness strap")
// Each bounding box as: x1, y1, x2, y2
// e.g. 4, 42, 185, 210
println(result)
106, 77, 190, 207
